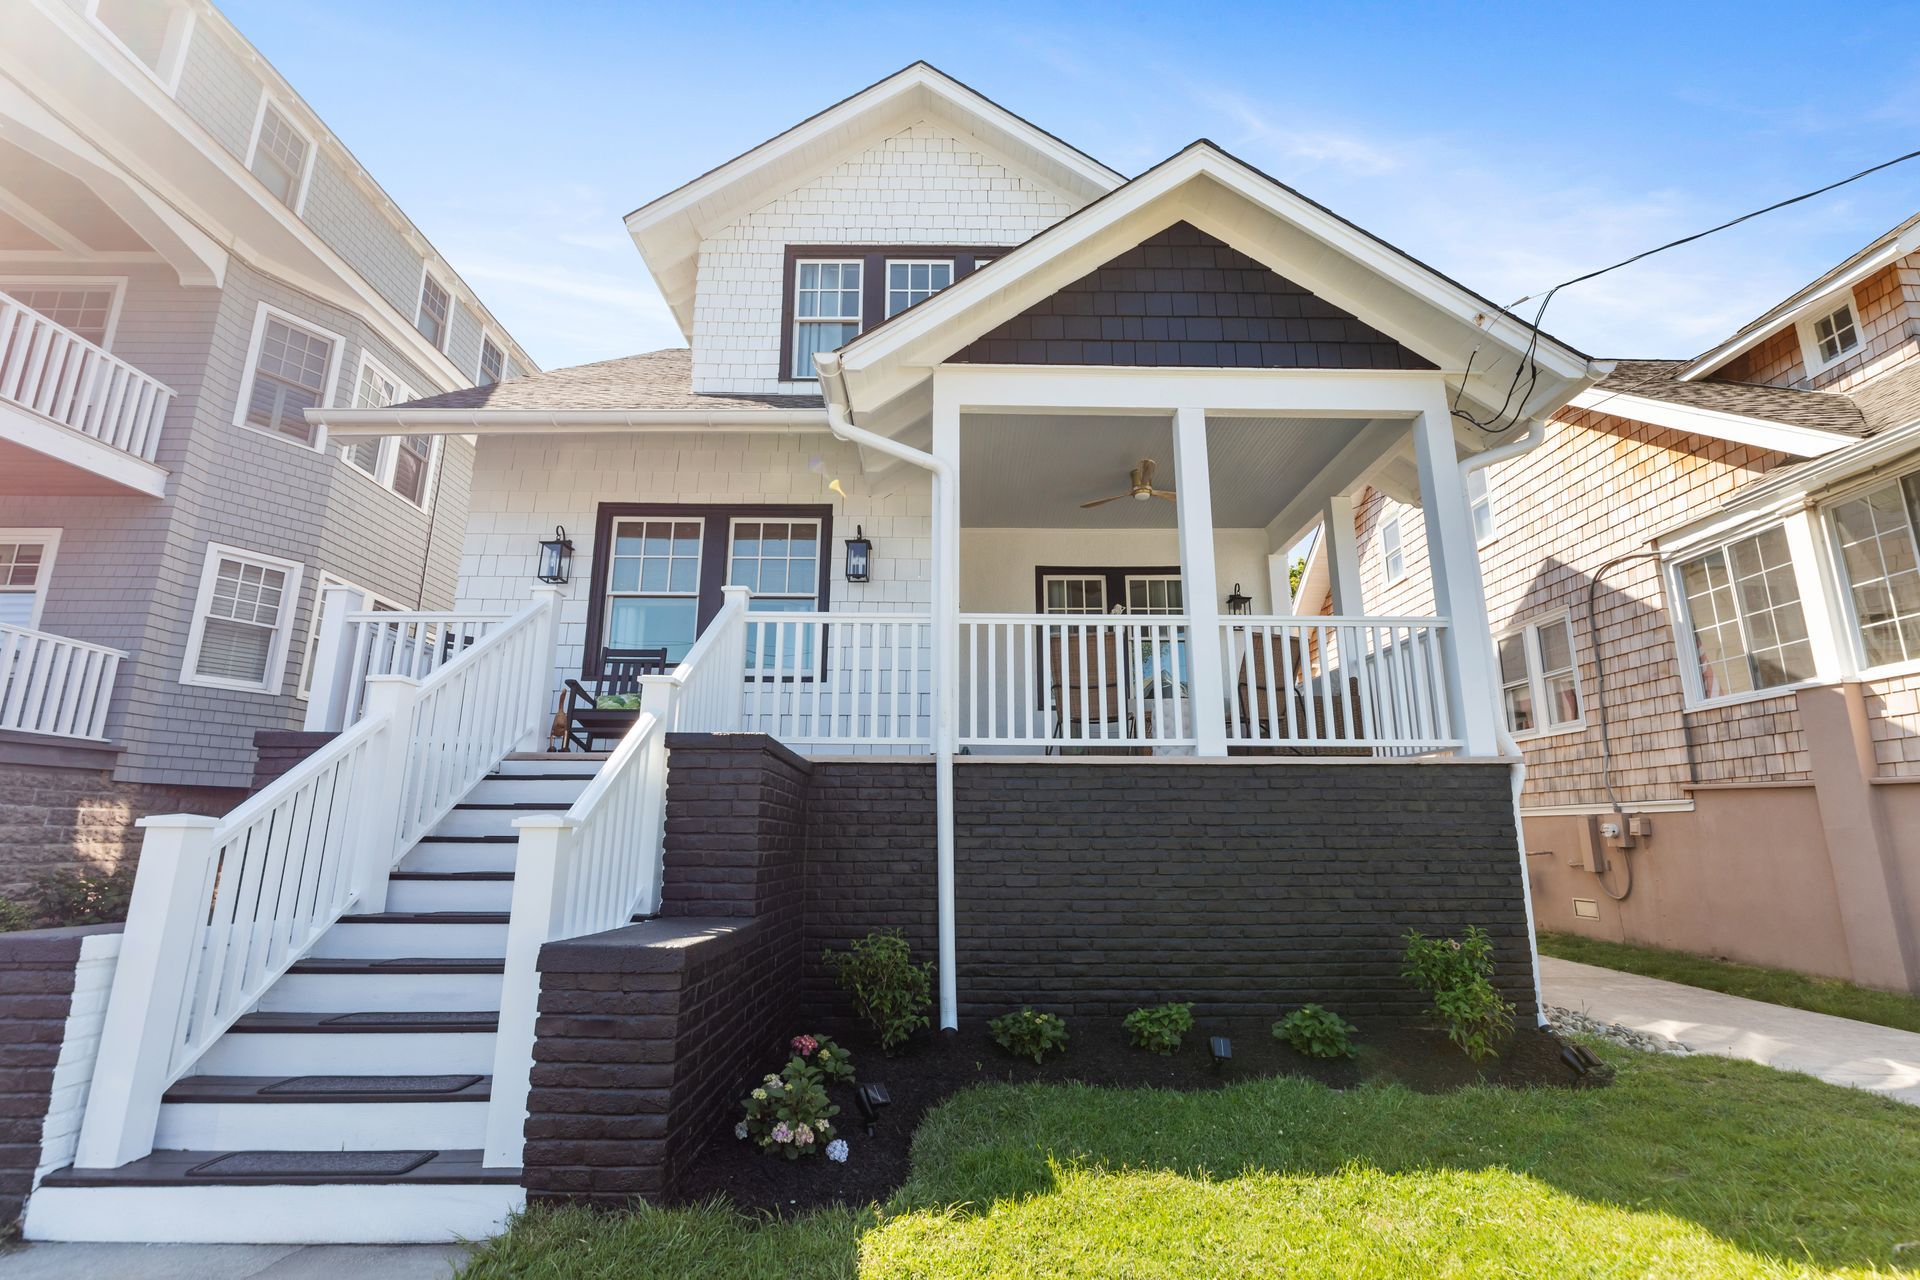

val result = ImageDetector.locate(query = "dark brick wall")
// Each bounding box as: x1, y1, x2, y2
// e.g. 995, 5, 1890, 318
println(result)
660, 734, 810, 919
251, 730, 338, 791
0, 925, 118, 1231
950, 222, 1436, 371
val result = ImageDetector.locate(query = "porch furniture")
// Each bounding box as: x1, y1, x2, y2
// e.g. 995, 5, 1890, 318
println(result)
1045, 629, 1138, 750
1235, 634, 1367, 753
561, 647, 670, 750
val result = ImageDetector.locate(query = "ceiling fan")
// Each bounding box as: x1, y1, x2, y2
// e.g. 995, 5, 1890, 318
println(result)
1080, 458, 1175, 508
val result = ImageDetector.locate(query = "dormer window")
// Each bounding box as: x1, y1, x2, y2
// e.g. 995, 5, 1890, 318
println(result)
886, 260, 954, 317
1811, 302, 1859, 364
791, 260, 862, 380
779, 245, 1004, 381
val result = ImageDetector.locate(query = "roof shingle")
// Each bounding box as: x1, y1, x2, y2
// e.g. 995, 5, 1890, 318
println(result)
1588, 358, 1869, 436
392, 348, 824, 414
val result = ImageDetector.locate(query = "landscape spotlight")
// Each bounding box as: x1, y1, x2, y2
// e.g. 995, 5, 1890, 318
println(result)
854, 1081, 892, 1135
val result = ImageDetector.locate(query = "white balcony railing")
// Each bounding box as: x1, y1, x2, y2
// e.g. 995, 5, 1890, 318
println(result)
738, 611, 933, 750
0, 622, 124, 741
0, 293, 173, 462
1220, 616, 1458, 752
959, 615, 1195, 750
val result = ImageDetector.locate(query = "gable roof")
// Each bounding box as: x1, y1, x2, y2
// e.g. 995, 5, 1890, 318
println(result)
625, 63, 1123, 338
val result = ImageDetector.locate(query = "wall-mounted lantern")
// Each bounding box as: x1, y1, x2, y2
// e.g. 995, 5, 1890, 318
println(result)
844, 525, 872, 583
1226, 582, 1253, 615
536, 526, 574, 584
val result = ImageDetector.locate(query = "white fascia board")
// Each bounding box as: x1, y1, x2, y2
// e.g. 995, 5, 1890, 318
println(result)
1568, 388, 1857, 457
1678, 233, 1920, 382
310, 406, 833, 438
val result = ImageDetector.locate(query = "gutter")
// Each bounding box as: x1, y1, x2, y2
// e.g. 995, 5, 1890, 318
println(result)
814, 352, 962, 1033
311, 407, 833, 437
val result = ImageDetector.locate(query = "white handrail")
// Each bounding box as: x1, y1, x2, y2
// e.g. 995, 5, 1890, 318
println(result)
0, 293, 172, 461
0, 622, 124, 740
76, 591, 559, 1169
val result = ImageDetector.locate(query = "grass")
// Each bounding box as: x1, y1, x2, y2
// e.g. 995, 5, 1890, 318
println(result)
1539, 930, 1920, 1034
457, 1043, 1920, 1278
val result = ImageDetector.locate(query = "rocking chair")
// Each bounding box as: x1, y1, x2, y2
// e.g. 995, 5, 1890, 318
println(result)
560, 647, 670, 751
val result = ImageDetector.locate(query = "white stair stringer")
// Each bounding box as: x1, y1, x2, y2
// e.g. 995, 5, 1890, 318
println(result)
25, 755, 600, 1244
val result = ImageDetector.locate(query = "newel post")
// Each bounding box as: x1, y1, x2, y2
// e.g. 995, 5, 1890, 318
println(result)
303, 582, 368, 732
75, 814, 220, 1168
523, 584, 567, 751
484, 814, 575, 1168
351, 674, 421, 913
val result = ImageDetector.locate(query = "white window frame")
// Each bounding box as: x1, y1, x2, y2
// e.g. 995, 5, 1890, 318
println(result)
0, 527, 61, 631
84, 0, 195, 94
884, 258, 955, 318
1040, 574, 1108, 615
0, 276, 127, 350
602, 516, 706, 658
1794, 290, 1863, 378
1818, 463, 1920, 680
179, 543, 305, 694
725, 517, 824, 607
244, 91, 317, 216
334, 351, 438, 509
415, 266, 452, 352
1381, 512, 1406, 584
790, 258, 862, 380
232, 303, 344, 451
1468, 467, 1497, 546
1497, 613, 1586, 740
1122, 573, 1185, 616
1666, 522, 1824, 710
477, 333, 505, 385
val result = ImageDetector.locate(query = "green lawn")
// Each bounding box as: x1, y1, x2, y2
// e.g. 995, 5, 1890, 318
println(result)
458, 1043, 1920, 1279
1539, 930, 1920, 1034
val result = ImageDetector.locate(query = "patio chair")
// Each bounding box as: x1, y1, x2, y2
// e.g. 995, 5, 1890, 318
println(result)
1235, 633, 1366, 754
1044, 629, 1138, 751
560, 647, 670, 751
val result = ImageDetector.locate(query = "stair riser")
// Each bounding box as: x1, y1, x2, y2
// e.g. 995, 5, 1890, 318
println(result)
258, 971, 503, 1014
465, 777, 589, 805
195, 1030, 495, 1076
24, 1183, 523, 1244
429, 809, 548, 839
398, 842, 518, 875
310, 922, 509, 960
154, 1100, 487, 1151
385, 879, 514, 914
494, 758, 603, 778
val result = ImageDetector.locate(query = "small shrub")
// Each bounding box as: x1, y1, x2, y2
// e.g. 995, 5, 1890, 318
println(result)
1272, 1004, 1357, 1059
737, 1056, 839, 1159
788, 1032, 855, 1083
988, 1007, 1069, 1064
0, 897, 35, 933
31, 864, 134, 927
1402, 926, 1516, 1062
821, 930, 932, 1052
1123, 1001, 1193, 1055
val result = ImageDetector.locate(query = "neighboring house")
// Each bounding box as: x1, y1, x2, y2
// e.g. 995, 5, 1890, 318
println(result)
0, 0, 536, 890
18, 65, 1605, 1242
1315, 213, 1920, 994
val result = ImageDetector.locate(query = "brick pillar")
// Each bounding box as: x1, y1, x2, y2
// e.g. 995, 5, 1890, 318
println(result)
660, 734, 811, 918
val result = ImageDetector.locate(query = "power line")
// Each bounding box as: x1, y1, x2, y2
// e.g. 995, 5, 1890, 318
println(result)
1455, 147, 1920, 435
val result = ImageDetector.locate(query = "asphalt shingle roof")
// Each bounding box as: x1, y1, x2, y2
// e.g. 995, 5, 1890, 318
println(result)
393, 348, 824, 414
1590, 358, 1869, 437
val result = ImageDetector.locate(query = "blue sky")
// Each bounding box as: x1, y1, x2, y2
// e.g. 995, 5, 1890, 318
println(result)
225, 0, 1920, 373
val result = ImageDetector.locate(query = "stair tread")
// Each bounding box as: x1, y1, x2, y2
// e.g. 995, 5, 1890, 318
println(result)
165, 1075, 492, 1103
453, 802, 574, 811
41, 1148, 518, 1187
387, 871, 514, 882
481, 772, 601, 781
288, 957, 505, 975
231, 1011, 496, 1033
338, 911, 510, 924
410, 835, 517, 845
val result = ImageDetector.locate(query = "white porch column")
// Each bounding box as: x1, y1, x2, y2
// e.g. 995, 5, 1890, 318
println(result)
1323, 492, 1364, 616
1411, 393, 1502, 755
1172, 405, 1227, 756
930, 384, 961, 1030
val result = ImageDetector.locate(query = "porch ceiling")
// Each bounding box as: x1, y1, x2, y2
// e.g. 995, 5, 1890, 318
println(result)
959, 412, 1363, 528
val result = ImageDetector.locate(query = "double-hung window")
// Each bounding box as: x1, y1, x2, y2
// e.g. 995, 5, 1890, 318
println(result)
417, 274, 451, 350
1828, 472, 1920, 669
1498, 615, 1583, 737
602, 518, 704, 663
791, 260, 861, 379
0, 530, 58, 629
478, 337, 505, 385
1381, 513, 1406, 583
338, 354, 436, 506
885, 260, 953, 317
181, 545, 303, 692
249, 101, 310, 211
240, 308, 337, 447
730, 519, 822, 672
1674, 526, 1815, 700
0, 280, 120, 347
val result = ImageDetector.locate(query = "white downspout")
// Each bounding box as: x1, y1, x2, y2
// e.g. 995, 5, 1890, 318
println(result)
815, 354, 961, 1030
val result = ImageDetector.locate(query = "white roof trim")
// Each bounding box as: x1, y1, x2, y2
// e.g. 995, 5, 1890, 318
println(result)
310, 405, 831, 437
625, 63, 1122, 338
1567, 387, 1857, 458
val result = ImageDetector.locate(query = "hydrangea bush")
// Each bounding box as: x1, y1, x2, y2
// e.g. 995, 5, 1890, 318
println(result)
988, 1007, 1069, 1064
738, 1057, 839, 1159
790, 1032, 856, 1083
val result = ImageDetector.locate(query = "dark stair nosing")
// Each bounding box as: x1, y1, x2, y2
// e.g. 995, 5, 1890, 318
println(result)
41, 1148, 519, 1188
410, 835, 517, 845
387, 871, 514, 882
338, 911, 510, 925
484, 771, 599, 781
230, 1011, 495, 1034
288, 957, 505, 975
164, 1075, 492, 1104
454, 801, 573, 811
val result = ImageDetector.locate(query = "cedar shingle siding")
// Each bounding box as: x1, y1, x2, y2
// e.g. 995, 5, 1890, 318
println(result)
950, 222, 1435, 371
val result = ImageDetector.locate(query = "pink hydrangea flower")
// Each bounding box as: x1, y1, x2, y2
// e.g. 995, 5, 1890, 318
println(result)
770, 1122, 792, 1144
794, 1124, 814, 1146
791, 1034, 819, 1057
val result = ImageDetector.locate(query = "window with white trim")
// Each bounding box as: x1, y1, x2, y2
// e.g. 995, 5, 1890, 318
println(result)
416, 274, 451, 350
1124, 574, 1184, 615
1381, 512, 1406, 583
241, 312, 335, 447
1498, 615, 1583, 738
478, 337, 505, 385
0, 280, 121, 347
603, 518, 703, 663
1675, 526, 1814, 700
1809, 302, 1860, 367
729, 519, 822, 670
390, 435, 433, 505
1468, 468, 1496, 544
336, 354, 436, 506
791, 260, 861, 379
1042, 576, 1107, 615
1828, 472, 1920, 669
885, 260, 954, 317
248, 101, 309, 211
181, 546, 303, 692
0, 530, 58, 630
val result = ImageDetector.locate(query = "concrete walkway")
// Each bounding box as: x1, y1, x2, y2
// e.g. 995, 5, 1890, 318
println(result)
0, 1242, 471, 1279
1541, 955, 1920, 1105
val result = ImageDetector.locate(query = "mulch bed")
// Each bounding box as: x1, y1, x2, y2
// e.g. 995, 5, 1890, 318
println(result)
670, 1014, 1608, 1216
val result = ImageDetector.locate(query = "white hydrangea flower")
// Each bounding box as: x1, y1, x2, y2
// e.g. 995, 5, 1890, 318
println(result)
734, 1121, 749, 1141
826, 1138, 849, 1163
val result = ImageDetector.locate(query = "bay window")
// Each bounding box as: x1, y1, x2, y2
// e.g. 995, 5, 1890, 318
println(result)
1828, 473, 1920, 669
237, 306, 340, 448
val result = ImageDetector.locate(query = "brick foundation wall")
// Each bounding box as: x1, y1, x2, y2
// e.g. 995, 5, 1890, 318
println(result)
0, 925, 121, 1232
659, 735, 810, 919
251, 730, 339, 791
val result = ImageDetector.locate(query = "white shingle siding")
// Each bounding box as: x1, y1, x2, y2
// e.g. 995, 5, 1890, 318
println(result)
691, 121, 1078, 394
457, 433, 932, 697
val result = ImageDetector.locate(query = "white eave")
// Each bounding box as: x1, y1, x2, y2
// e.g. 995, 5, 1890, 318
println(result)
311, 406, 832, 437
1566, 387, 1857, 457
624, 62, 1123, 339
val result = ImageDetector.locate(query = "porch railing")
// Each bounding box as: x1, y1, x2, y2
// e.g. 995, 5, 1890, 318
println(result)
75, 592, 558, 1169
0, 292, 172, 462
1220, 616, 1458, 752
484, 587, 751, 1166
0, 622, 124, 741
738, 611, 932, 750
959, 615, 1196, 750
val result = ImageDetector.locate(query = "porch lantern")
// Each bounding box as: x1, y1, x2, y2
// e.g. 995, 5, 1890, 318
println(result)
844, 525, 872, 583
1226, 583, 1253, 615
536, 526, 573, 584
